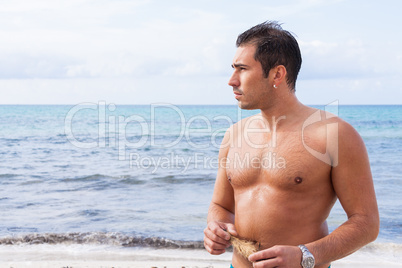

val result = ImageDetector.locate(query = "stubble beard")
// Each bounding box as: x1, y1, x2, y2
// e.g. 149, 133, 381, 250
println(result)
237, 99, 257, 110
234, 88, 262, 110
236, 92, 259, 110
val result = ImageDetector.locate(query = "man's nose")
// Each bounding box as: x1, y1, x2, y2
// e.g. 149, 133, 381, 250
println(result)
228, 72, 240, 87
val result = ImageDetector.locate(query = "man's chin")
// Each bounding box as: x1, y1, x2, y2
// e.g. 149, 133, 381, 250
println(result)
237, 101, 257, 110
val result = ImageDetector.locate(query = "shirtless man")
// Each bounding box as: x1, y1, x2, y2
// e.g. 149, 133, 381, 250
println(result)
203, 21, 379, 268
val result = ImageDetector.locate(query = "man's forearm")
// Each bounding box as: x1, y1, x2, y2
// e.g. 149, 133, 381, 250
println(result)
207, 201, 235, 224
307, 214, 379, 265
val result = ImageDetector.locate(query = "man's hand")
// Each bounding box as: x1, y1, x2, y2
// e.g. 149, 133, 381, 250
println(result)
248, 245, 302, 268
204, 221, 237, 255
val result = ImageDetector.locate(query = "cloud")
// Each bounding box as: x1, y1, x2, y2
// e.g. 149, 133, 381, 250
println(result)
0, 53, 79, 79
0, 0, 234, 80
298, 39, 389, 80
0, 0, 401, 104
259, 0, 346, 18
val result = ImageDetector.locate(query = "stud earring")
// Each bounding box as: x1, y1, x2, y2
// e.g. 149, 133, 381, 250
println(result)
273, 84, 277, 88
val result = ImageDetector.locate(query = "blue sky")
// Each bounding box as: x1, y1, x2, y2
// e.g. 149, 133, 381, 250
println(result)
0, 0, 401, 105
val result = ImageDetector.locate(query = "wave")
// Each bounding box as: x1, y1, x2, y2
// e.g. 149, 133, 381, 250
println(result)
58, 174, 215, 185
60, 174, 113, 182
1, 232, 401, 258
151, 174, 215, 184
0, 174, 19, 179
0, 232, 205, 249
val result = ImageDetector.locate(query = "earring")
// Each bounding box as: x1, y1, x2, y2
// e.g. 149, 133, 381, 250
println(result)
273, 84, 277, 88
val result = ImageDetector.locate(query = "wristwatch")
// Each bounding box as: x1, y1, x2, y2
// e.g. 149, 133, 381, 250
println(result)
298, 244, 315, 268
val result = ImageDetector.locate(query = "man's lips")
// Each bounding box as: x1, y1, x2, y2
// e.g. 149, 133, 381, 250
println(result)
234, 91, 242, 99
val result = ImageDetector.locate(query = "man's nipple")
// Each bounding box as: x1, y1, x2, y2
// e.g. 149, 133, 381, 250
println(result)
294, 176, 303, 184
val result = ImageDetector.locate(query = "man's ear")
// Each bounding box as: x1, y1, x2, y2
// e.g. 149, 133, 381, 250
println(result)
272, 65, 287, 87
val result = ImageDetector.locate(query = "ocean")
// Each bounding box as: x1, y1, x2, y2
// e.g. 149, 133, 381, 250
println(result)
0, 104, 401, 265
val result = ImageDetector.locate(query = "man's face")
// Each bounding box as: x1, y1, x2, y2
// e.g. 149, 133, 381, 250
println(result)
228, 44, 271, 110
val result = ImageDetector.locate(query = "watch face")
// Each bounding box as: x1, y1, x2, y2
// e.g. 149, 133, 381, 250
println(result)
302, 256, 315, 268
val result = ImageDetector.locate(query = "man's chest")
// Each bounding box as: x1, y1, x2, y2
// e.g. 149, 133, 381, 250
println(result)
225, 131, 330, 190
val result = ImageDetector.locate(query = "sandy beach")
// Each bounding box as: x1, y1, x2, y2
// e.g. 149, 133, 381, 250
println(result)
0, 244, 232, 268
1, 262, 226, 268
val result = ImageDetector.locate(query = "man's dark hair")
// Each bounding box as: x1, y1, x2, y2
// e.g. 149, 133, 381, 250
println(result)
236, 21, 302, 91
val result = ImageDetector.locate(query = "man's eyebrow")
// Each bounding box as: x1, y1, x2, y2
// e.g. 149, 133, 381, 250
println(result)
231, 63, 249, 68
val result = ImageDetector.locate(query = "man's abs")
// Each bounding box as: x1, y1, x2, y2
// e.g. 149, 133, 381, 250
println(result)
233, 186, 332, 249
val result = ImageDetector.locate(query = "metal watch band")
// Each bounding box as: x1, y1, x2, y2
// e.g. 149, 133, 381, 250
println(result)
298, 244, 309, 254
298, 244, 315, 268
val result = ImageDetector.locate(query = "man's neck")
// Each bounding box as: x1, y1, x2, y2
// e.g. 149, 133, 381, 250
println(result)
259, 92, 305, 130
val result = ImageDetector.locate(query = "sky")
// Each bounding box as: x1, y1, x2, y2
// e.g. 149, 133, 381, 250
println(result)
0, 0, 401, 105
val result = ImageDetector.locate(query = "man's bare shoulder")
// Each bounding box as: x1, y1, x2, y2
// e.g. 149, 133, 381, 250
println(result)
334, 115, 367, 152
304, 109, 360, 140
301, 108, 351, 133
301, 108, 367, 167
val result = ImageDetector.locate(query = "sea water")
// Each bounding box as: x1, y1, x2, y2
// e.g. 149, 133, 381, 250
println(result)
0, 104, 401, 261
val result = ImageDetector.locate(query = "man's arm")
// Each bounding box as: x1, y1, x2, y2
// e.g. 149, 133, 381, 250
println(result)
249, 119, 379, 267
305, 120, 379, 265
204, 128, 238, 255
